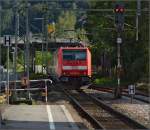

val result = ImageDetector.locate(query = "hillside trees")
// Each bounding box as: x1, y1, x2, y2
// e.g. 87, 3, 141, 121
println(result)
86, 1, 149, 82
0, 0, 149, 83
56, 10, 76, 39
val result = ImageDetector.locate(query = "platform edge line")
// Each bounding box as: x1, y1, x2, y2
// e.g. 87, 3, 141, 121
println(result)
60, 105, 79, 130
46, 105, 55, 130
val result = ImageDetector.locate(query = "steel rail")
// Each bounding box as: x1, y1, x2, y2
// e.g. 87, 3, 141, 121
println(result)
60, 86, 147, 130
82, 90, 148, 130
122, 93, 150, 103
60, 87, 104, 129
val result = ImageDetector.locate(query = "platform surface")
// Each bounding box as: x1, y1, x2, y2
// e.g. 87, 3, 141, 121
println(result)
1, 105, 80, 130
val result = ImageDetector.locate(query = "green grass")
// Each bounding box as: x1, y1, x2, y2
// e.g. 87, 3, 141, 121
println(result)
93, 77, 117, 87
92, 77, 131, 88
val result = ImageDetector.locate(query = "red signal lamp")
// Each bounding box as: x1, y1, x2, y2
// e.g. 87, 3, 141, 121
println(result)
114, 7, 125, 13
120, 8, 125, 13
115, 8, 119, 12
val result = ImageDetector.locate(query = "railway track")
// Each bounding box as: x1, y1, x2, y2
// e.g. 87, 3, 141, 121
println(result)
60, 86, 147, 130
90, 86, 149, 103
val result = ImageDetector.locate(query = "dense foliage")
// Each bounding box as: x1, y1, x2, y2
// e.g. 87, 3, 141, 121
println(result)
85, 1, 149, 83
0, 1, 149, 84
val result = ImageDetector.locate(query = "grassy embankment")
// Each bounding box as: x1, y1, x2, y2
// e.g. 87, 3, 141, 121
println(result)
92, 75, 149, 94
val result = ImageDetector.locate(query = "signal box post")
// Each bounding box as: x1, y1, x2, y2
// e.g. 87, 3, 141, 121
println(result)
114, 3, 125, 98
128, 85, 135, 103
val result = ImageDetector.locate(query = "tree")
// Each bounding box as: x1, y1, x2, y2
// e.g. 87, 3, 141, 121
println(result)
86, 1, 149, 83
56, 10, 76, 39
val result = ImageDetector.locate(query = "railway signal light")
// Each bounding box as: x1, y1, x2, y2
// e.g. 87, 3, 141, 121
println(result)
114, 6, 125, 13
114, 4, 125, 32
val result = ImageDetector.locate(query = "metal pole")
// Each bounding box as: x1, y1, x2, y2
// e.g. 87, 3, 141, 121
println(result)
0, 4, 2, 94
17, 13, 19, 39
117, 35, 121, 97
12, 51, 15, 75
42, 18, 44, 74
26, 0, 30, 99
31, 46, 34, 72
136, 14, 139, 41
45, 0, 49, 74
115, 34, 122, 98
26, 8, 28, 74
131, 94, 133, 104
45, 80, 47, 103
14, 0, 19, 93
45, 12, 49, 74
7, 45, 10, 104
136, 0, 141, 41
26, 1, 30, 81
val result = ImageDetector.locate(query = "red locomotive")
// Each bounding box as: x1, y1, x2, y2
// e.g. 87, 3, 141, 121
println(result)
49, 47, 91, 86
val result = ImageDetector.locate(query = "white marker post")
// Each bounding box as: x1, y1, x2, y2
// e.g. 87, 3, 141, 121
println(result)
128, 85, 135, 103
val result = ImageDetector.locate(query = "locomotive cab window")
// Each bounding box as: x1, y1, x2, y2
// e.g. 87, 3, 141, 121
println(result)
63, 50, 86, 60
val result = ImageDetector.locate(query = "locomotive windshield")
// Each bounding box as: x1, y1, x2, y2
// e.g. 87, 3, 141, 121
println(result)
63, 50, 86, 60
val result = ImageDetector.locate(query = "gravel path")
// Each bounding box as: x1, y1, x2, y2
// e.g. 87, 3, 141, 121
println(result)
112, 104, 149, 128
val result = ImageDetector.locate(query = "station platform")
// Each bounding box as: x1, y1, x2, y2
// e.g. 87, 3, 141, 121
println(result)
1, 105, 81, 130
